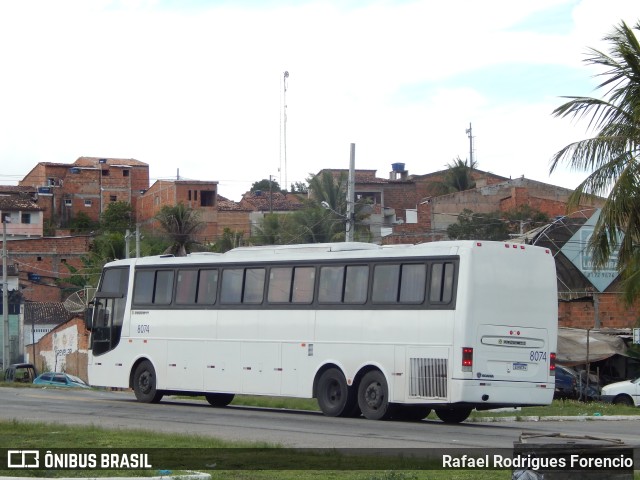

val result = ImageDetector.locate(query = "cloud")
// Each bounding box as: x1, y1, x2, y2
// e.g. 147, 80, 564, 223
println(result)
0, 0, 637, 199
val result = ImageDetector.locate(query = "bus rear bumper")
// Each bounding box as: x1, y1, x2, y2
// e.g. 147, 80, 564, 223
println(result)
454, 380, 555, 407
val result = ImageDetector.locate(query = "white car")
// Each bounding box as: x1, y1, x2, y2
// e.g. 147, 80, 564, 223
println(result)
600, 377, 640, 406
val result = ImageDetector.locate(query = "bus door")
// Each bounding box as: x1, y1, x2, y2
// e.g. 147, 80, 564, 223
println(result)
88, 267, 130, 358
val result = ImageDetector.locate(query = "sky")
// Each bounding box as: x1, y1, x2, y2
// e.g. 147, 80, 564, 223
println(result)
0, 0, 638, 201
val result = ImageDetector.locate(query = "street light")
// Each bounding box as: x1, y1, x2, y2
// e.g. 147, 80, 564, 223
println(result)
320, 202, 354, 242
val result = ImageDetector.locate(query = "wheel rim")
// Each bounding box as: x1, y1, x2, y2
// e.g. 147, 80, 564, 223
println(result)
363, 381, 384, 410
139, 371, 152, 394
326, 379, 342, 406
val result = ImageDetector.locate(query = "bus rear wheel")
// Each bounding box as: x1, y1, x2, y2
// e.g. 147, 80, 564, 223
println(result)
316, 368, 358, 417
435, 407, 471, 424
133, 360, 164, 403
205, 393, 235, 407
358, 370, 392, 420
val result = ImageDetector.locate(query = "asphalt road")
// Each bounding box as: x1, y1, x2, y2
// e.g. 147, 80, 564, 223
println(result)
1, 386, 639, 449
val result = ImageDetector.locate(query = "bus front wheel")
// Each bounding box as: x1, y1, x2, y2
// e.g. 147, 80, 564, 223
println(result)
205, 393, 235, 407
316, 368, 358, 417
435, 407, 471, 424
358, 370, 392, 420
133, 360, 164, 404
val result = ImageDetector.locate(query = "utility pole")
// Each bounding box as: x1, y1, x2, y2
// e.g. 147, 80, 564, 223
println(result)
125, 229, 131, 259
2, 219, 9, 369
466, 123, 474, 165
282, 71, 289, 192
346, 143, 355, 242
135, 224, 141, 258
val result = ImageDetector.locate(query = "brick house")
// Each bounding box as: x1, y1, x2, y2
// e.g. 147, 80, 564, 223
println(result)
19, 157, 149, 229
137, 180, 252, 244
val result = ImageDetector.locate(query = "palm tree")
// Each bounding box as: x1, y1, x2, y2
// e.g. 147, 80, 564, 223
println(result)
431, 157, 478, 196
154, 203, 205, 256
550, 20, 640, 302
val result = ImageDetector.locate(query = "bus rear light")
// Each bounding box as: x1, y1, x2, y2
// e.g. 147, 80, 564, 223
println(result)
462, 347, 473, 372
549, 352, 556, 375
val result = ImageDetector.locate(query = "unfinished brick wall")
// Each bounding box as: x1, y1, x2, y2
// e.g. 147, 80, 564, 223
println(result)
558, 294, 639, 329
28, 317, 90, 382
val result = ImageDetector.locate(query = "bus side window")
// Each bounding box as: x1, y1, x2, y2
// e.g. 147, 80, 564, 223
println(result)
292, 267, 315, 303
197, 269, 218, 304
176, 269, 198, 304
400, 264, 426, 303
268, 267, 292, 303
318, 266, 344, 303
221, 269, 243, 303
344, 265, 369, 304
430, 262, 455, 304
243, 268, 265, 304
133, 271, 155, 304
154, 270, 175, 305
372, 264, 400, 302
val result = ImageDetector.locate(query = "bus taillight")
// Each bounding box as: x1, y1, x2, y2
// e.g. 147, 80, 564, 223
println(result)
462, 347, 473, 372
549, 352, 556, 376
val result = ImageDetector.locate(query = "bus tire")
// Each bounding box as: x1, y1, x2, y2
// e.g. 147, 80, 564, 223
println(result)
316, 368, 357, 417
205, 393, 235, 407
358, 370, 392, 420
393, 405, 431, 421
435, 407, 471, 424
133, 360, 164, 404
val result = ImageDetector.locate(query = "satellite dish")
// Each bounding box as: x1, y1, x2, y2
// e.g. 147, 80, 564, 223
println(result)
63, 287, 96, 313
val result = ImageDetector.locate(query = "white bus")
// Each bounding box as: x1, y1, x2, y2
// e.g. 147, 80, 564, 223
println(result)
85, 240, 558, 423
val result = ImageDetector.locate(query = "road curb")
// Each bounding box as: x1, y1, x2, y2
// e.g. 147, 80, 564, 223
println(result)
470, 415, 640, 422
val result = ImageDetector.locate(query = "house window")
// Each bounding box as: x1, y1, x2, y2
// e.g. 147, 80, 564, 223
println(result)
123, 170, 130, 177
102, 169, 110, 176
84, 200, 92, 207
1, 213, 10, 223
21, 213, 31, 224
200, 190, 215, 207
61, 258, 67, 264
64, 199, 72, 207
110, 195, 117, 202
37, 257, 42, 261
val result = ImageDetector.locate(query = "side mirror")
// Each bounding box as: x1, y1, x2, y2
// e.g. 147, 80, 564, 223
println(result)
84, 307, 94, 331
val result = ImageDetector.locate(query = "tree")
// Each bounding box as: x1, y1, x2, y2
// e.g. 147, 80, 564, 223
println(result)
431, 157, 478, 196
68, 212, 99, 234
251, 178, 282, 194
101, 201, 134, 232
154, 203, 205, 256
447, 209, 510, 241
447, 207, 550, 241
211, 227, 244, 253
550, 20, 640, 302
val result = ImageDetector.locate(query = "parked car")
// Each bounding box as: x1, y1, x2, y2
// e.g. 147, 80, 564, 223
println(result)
600, 377, 640, 406
4, 363, 37, 383
554, 365, 600, 401
33, 372, 90, 389
554, 365, 577, 399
